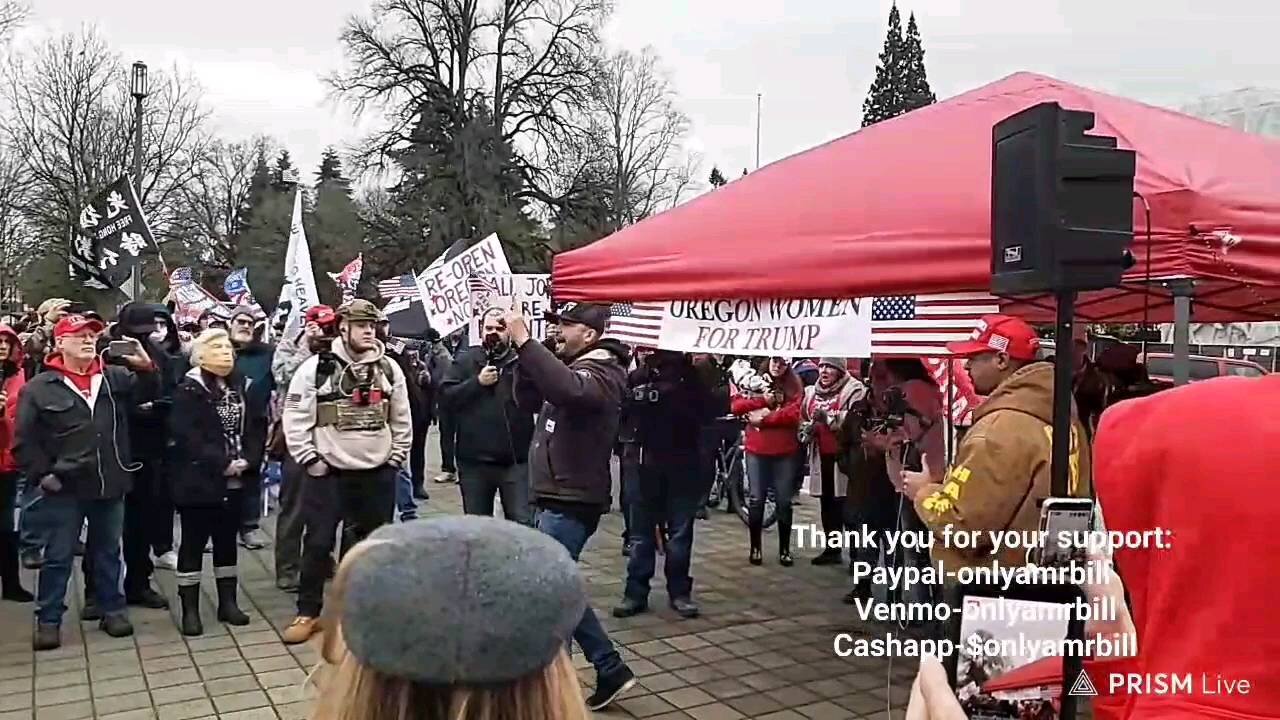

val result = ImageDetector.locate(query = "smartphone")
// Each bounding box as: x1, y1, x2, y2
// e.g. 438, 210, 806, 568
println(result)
107, 340, 134, 357
943, 581, 1086, 720
1032, 498, 1094, 568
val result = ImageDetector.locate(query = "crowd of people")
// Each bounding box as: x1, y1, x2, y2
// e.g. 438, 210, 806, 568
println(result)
3, 292, 1265, 718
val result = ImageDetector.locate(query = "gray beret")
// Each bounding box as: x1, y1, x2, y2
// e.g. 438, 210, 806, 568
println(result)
340, 516, 587, 685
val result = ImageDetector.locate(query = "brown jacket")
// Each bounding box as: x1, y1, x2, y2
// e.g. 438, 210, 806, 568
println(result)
915, 362, 1092, 572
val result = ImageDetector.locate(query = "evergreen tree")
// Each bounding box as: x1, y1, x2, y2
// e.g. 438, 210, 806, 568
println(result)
901, 12, 936, 112
708, 166, 727, 188
308, 150, 366, 305
272, 150, 296, 189
861, 3, 905, 127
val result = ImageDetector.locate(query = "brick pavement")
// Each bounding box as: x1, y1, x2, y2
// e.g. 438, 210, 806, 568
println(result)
0, 449, 922, 720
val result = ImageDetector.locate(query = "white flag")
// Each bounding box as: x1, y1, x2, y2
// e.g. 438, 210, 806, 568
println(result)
277, 190, 320, 338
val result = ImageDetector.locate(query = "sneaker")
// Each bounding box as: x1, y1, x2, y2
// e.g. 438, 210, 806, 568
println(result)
586, 666, 636, 710
433, 472, 456, 484
20, 549, 43, 570
33, 623, 60, 651
669, 597, 700, 619
126, 587, 169, 609
611, 597, 647, 618
282, 616, 320, 645
153, 551, 178, 571
99, 613, 134, 638
239, 529, 270, 550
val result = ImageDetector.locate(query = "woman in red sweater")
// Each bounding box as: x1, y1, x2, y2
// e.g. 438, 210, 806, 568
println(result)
731, 357, 803, 566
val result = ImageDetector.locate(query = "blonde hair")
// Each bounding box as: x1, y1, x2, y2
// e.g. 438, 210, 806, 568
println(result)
189, 328, 233, 368
311, 541, 589, 720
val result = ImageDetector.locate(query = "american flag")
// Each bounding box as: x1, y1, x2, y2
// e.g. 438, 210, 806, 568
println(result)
466, 274, 500, 295
169, 266, 193, 286
870, 293, 1001, 356
377, 273, 418, 300
604, 302, 665, 347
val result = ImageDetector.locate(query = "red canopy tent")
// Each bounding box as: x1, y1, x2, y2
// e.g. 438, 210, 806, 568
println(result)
552, 72, 1280, 323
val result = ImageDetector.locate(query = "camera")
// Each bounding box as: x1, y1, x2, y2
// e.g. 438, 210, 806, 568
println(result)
867, 385, 914, 434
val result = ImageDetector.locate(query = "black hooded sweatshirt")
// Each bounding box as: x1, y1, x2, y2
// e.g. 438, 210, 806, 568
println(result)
108, 302, 181, 460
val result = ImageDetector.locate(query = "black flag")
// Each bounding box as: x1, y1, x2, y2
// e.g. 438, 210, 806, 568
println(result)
72, 176, 155, 290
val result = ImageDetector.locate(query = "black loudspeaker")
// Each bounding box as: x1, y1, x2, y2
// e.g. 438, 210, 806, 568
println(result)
991, 102, 1137, 295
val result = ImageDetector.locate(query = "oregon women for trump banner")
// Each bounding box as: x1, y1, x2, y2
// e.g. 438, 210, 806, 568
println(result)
650, 298, 873, 357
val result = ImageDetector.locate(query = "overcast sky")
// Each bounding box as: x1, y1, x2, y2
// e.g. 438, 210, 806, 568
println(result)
19, 0, 1280, 184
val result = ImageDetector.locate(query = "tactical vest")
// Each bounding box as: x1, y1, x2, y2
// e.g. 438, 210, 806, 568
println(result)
313, 351, 396, 433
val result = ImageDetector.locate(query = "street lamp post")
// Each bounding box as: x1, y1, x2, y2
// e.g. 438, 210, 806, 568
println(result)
129, 61, 148, 301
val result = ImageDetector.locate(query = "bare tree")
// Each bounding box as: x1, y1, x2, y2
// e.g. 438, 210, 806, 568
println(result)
0, 27, 210, 280
169, 135, 274, 271
329, 0, 609, 200
0, 1, 27, 42
590, 48, 695, 230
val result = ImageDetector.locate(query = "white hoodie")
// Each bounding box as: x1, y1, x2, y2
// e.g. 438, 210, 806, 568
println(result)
282, 338, 412, 471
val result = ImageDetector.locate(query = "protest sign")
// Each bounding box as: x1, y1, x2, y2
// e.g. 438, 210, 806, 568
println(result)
415, 234, 511, 336
655, 298, 872, 357
467, 274, 551, 345
276, 190, 320, 338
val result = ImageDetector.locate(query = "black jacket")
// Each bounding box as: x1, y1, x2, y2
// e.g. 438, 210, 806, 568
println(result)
14, 363, 156, 500
440, 345, 534, 466
627, 360, 716, 466
107, 303, 182, 459
514, 338, 629, 511
167, 370, 258, 507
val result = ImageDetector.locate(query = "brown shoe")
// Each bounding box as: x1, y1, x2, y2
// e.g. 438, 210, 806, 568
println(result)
282, 616, 320, 645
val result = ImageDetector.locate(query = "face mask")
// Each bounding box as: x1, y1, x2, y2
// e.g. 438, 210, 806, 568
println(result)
150, 325, 168, 343
199, 342, 236, 378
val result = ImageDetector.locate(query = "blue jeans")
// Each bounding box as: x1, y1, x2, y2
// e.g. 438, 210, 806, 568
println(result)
396, 467, 418, 521
624, 461, 699, 603
36, 494, 127, 626
18, 477, 45, 555
745, 453, 798, 550
618, 446, 641, 543
535, 508, 626, 679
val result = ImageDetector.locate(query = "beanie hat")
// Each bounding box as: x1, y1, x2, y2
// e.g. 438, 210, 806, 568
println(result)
818, 357, 845, 371
339, 516, 586, 685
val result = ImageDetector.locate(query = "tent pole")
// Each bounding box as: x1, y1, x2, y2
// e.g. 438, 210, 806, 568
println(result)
1170, 279, 1195, 386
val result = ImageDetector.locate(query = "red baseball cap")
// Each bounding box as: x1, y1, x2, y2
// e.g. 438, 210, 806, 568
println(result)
305, 305, 337, 327
53, 314, 105, 339
945, 314, 1040, 361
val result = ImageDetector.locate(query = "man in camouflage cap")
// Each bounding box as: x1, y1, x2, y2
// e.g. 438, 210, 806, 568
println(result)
281, 298, 412, 644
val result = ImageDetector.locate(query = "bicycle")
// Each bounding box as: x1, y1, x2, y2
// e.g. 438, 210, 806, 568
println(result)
705, 416, 777, 529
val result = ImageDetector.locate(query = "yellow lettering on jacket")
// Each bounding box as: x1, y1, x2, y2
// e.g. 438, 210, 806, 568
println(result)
1041, 425, 1082, 495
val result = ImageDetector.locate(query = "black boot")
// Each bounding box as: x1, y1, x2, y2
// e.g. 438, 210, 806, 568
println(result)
215, 576, 250, 626
0, 532, 33, 602
178, 585, 203, 636
778, 515, 793, 567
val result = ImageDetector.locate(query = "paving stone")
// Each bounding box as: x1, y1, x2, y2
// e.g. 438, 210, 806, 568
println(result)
154, 699, 213, 720
140, 656, 192, 674
149, 684, 205, 707
87, 664, 143, 682
637, 673, 687, 693
91, 693, 153, 716
217, 708, 277, 720
0, 710, 31, 720
34, 686, 90, 708
684, 704, 745, 720
726, 693, 785, 717
236, 645, 288, 661
203, 678, 259, 697
33, 673, 87, 692
189, 650, 241, 668
765, 685, 821, 707
144, 669, 200, 690
794, 701, 855, 720
195, 661, 249, 681
0, 681, 30, 697
90, 677, 146, 698
33, 702, 94, 720
664, 635, 711, 652
615, 695, 678, 718
700, 679, 754, 701
755, 711, 806, 720
34, 659, 86, 675
263, 686, 310, 706
245, 656, 296, 674
230, 633, 278, 648
658, 687, 716, 710
211, 692, 269, 714
251, 669, 305, 689
0, 696, 31, 712
98, 710, 156, 720
272, 703, 311, 720
182, 637, 234, 653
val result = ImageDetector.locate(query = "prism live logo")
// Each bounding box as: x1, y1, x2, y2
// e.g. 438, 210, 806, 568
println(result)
1069, 670, 1098, 697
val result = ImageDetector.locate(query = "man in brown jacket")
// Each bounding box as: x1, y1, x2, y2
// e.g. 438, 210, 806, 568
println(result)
902, 315, 1092, 573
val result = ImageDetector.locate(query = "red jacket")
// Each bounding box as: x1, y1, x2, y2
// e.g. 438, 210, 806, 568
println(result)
0, 325, 25, 473
1086, 375, 1280, 719
731, 394, 802, 456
